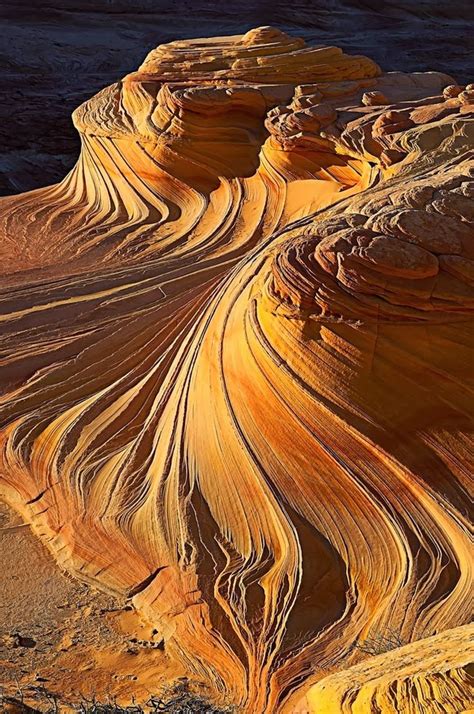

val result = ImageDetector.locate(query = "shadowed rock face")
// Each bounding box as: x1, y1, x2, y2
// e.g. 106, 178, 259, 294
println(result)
1, 0, 473, 194
0, 26, 473, 714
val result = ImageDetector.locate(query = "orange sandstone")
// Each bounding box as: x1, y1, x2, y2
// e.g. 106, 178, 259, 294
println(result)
0, 27, 472, 713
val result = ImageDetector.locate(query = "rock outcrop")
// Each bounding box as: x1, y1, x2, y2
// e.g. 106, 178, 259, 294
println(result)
0, 28, 472, 713
305, 624, 474, 713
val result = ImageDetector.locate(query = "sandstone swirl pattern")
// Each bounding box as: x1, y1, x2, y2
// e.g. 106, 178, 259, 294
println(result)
0, 27, 473, 713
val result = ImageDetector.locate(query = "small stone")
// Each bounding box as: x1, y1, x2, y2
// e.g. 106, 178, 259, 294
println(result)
443, 84, 464, 99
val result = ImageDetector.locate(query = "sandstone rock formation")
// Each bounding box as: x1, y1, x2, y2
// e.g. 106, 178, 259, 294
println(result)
2, 0, 472, 195
305, 624, 474, 713
0, 28, 472, 713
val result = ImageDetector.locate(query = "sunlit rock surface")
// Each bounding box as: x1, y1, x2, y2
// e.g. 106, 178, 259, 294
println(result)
0, 28, 472, 713
305, 624, 474, 713
2, 0, 472, 195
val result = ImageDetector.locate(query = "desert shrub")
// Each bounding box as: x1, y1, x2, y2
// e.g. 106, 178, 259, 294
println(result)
1, 681, 236, 713
353, 627, 408, 656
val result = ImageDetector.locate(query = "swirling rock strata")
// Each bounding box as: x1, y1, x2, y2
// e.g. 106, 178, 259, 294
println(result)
0, 28, 472, 713
305, 624, 474, 713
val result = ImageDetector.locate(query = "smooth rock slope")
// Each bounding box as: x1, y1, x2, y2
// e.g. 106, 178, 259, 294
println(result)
0, 27, 472, 713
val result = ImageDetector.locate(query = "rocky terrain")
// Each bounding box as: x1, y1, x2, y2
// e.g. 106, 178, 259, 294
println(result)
1, 0, 473, 194
0, 16, 473, 714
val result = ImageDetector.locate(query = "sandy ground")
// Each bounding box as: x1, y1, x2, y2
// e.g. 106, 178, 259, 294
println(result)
0, 502, 186, 710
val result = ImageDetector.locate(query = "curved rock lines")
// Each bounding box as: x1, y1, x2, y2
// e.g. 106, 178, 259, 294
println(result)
305, 624, 474, 713
0, 27, 473, 713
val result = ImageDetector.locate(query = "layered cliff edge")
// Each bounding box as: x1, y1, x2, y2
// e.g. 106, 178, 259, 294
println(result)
0, 27, 473, 712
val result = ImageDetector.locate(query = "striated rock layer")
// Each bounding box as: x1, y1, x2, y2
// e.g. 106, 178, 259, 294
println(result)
0, 28, 473, 712
305, 624, 474, 713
